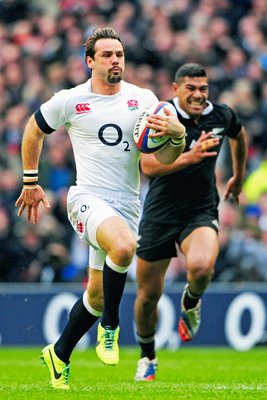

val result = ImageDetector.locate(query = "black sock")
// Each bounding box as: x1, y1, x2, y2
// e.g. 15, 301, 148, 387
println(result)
101, 261, 127, 329
183, 286, 201, 310
138, 333, 156, 360
54, 296, 99, 363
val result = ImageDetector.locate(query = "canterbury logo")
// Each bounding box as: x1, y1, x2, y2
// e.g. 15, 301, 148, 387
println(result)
75, 103, 91, 113
49, 349, 62, 379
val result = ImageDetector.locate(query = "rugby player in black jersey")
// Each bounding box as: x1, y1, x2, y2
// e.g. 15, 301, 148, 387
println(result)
134, 63, 248, 381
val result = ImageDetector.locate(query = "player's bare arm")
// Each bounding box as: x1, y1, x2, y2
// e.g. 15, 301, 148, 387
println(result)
141, 130, 220, 177
223, 127, 248, 204
15, 115, 50, 224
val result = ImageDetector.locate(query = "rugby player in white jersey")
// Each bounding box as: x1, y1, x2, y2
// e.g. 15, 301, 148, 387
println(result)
15, 27, 186, 389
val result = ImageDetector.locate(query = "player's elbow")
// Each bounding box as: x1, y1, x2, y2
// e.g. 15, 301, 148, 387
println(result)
140, 164, 155, 178
140, 158, 156, 178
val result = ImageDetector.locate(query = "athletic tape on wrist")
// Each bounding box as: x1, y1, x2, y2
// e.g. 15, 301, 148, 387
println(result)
23, 169, 38, 189
170, 131, 186, 147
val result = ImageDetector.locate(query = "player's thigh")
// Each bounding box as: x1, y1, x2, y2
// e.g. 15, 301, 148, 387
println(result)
181, 227, 219, 269
96, 215, 136, 256
136, 257, 170, 298
67, 189, 119, 249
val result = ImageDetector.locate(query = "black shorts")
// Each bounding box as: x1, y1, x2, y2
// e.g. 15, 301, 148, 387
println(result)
137, 210, 219, 262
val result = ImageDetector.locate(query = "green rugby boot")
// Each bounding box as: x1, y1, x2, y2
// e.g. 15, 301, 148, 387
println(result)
40, 344, 70, 390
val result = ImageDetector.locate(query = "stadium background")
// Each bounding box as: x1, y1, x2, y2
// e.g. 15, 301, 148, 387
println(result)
0, 0, 267, 349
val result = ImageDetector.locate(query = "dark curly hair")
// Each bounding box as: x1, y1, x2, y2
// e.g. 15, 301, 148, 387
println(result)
84, 27, 124, 60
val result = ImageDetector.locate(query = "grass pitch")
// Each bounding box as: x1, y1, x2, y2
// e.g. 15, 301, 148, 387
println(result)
0, 347, 266, 399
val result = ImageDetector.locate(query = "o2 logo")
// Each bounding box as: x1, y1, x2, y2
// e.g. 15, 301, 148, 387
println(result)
80, 204, 90, 212
225, 292, 266, 351
98, 124, 130, 151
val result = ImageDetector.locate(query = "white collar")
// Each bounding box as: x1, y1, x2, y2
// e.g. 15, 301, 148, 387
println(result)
173, 97, 214, 119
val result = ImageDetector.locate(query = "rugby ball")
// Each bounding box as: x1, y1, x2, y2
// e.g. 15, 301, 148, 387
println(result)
133, 101, 176, 153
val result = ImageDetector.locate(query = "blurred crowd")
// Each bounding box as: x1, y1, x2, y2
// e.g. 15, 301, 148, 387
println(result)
1, 0, 267, 283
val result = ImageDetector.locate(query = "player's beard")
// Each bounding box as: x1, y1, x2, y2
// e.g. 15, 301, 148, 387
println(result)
107, 71, 122, 84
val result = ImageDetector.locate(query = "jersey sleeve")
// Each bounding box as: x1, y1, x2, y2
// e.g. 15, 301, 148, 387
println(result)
34, 90, 68, 134
143, 88, 158, 107
223, 104, 243, 138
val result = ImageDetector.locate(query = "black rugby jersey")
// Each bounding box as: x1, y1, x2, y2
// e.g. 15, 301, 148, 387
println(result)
141, 99, 242, 224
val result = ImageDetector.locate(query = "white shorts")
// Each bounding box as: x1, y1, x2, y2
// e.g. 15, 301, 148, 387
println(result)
67, 185, 141, 270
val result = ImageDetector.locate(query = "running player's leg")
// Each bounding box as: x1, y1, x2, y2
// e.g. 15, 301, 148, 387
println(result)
55, 268, 103, 363
134, 257, 169, 381
134, 220, 178, 380
40, 265, 103, 389
67, 190, 138, 365
178, 226, 219, 341
96, 216, 136, 365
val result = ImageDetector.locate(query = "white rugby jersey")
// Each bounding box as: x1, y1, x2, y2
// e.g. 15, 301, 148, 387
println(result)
35, 79, 158, 196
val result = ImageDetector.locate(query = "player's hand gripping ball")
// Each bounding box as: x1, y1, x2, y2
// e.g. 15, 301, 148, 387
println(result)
133, 101, 176, 153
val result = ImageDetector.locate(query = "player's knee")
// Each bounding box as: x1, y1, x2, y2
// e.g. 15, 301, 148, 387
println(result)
110, 237, 137, 266
190, 260, 214, 283
138, 287, 162, 310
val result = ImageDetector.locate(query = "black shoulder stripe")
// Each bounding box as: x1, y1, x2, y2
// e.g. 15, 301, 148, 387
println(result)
34, 110, 55, 134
